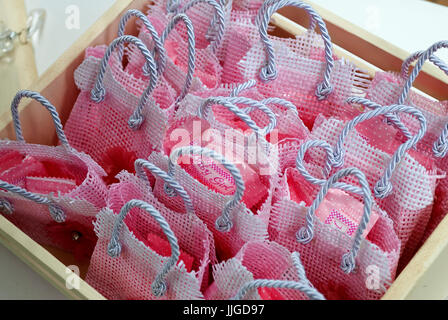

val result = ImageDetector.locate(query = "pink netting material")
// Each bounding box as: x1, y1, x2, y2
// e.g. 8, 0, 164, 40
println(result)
366, 71, 448, 155
218, 19, 370, 128
232, 0, 265, 12
308, 114, 442, 268
192, 84, 312, 143
150, 1, 233, 50
269, 194, 400, 300
0, 142, 108, 261
64, 46, 176, 183
365, 71, 448, 244
148, 151, 270, 261
123, 7, 222, 92
205, 241, 314, 300
85, 170, 215, 300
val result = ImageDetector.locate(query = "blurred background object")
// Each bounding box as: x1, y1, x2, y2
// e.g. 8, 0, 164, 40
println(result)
24, 0, 115, 75
0, 0, 41, 114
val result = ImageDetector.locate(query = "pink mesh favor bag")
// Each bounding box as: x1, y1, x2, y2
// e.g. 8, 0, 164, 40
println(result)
219, 0, 370, 129
151, 0, 232, 50
205, 241, 325, 300
308, 97, 441, 268
64, 35, 176, 185
363, 41, 448, 241
118, 10, 201, 101
232, 0, 265, 12
270, 160, 400, 300
364, 41, 448, 157
0, 91, 108, 262
125, 1, 227, 91
86, 198, 206, 300
148, 147, 270, 261
86, 157, 215, 299
164, 93, 283, 210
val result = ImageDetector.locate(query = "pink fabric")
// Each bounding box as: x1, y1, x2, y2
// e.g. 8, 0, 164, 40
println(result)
205, 241, 314, 300
64, 45, 177, 184
86, 170, 215, 300
0, 142, 108, 262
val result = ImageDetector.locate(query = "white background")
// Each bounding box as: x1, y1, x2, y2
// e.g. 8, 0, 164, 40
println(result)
1, 0, 447, 299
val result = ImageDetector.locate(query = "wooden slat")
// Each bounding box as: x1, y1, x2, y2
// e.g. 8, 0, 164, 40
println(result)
0, 215, 105, 300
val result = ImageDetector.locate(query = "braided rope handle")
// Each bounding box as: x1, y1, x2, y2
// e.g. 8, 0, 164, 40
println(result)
160, 13, 196, 104
256, 0, 334, 100
166, 0, 180, 13
11, 90, 71, 150
399, 40, 448, 105
0, 180, 65, 222
198, 97, 265, 136
229, 80, 299, 117
134, 159, 195, 215
230, 80, 257, 98
297, 167, 373, 274
296, 140, 363, 194
176, 0, 226, 54
167, 146, 245, 232
338, 97, 427, 199
90, 35, 159, 131
232, 252, 325, 300
256, 0, 317, 32
117, 9, 167, 76
107, 199, 180, 297
204, 96, 278, 136
401, 50, 448, 80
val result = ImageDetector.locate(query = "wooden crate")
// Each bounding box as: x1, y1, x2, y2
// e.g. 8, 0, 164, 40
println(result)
0, 0, 447, 300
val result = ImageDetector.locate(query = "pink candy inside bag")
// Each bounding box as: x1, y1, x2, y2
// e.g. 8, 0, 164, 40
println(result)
284, 167, 380, 238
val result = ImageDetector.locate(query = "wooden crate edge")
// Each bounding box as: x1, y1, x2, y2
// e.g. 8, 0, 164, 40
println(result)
0, 215, 105, 300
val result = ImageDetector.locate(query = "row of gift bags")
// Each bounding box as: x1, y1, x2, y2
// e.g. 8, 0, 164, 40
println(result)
1, 0, 448, 300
